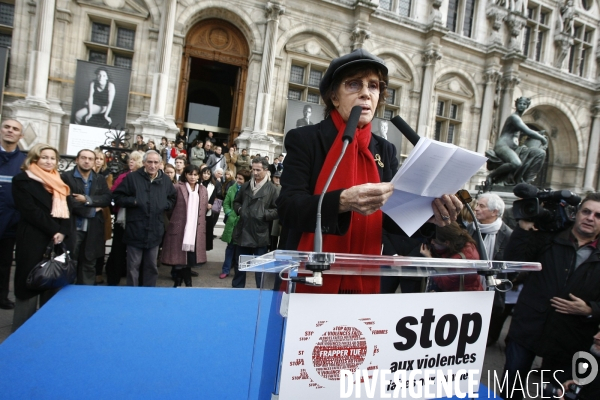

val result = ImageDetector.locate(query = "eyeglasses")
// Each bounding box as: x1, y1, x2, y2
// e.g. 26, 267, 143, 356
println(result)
342, 79, 386, 95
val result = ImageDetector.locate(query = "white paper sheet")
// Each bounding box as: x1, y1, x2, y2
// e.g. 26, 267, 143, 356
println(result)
382, 138, 487, 236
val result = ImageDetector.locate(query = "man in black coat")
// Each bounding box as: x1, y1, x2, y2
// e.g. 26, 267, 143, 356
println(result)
61, 149, 111, 285
113, 150, 176, 287
231, 157, 279, 289
502, 193, 600, 399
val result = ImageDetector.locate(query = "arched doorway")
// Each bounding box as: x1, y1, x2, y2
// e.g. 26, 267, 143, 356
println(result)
176, 19, 249, 146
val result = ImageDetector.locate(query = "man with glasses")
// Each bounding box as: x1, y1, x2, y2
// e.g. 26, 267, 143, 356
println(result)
231, 157, 279, 288
502, 193, 600, 399
113, 150, 176, 287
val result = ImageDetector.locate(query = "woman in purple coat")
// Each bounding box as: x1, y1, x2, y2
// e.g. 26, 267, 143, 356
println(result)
161, 164, 208, 287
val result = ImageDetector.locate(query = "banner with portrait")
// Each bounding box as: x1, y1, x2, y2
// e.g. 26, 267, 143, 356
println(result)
67, 60, 132, 155
372, 117, 403, 164
283, 100, 326, 152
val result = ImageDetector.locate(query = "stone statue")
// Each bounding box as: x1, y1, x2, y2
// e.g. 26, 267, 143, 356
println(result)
484, 97, 548, 189
556, 0, 576, 36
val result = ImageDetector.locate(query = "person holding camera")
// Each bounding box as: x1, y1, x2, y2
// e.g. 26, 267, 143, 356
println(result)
501, 193, 600, 400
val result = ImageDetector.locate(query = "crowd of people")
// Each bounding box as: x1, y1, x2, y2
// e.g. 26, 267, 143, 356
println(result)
1, 48, 599, 399
0, 123, 285, 330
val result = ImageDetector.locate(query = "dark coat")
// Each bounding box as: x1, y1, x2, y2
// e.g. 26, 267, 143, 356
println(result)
0, 147, 26, 238
61, 168, 111, 261
233, 180, 279, 248
161, 182, 208, 266
113, 168, 176, 249
505, 225, 600, 362
12, 172, 75, 300
467, 221, 513, 261
277, 116, 400, 251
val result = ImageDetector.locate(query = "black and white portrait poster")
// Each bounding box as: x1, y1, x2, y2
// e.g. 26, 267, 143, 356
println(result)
67, 60, 132, 155
372, 117, 403, 163
0, 47, 8, 111
283, 100, 325, 152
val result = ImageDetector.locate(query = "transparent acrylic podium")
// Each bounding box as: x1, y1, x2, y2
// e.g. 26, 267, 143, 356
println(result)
239, 250, 541, 400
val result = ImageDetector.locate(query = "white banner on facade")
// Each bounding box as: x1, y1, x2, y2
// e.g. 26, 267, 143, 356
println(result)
279, 291, 494, 399
66, 125, 112, 156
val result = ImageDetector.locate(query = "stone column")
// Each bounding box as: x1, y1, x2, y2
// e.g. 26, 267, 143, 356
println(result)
478, 68, 502, 154
498, 74, 520, 130
27, 0, 56, 105
417, 47, 442, 136
252, 2, 285, 136
149, 0, 176, 121
586, 104, 600, 191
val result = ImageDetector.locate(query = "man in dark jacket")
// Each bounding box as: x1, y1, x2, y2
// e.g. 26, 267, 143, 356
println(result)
62, 149, 111, 285
113, 150, 176, 287
231, 157, 278, 288
0, 119, 25, 309
502, 192, 600, 399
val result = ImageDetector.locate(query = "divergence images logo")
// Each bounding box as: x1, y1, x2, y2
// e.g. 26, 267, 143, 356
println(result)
572, 351, 599, 386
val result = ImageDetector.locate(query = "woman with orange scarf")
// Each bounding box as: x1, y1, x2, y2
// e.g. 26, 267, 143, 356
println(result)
11, 143, 74, 331
277, 49, 463, 294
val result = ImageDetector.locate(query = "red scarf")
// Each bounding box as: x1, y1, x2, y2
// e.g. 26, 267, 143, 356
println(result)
295, 110, 382, 294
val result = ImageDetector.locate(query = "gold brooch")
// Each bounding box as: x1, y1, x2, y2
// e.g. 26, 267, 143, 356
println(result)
375, 154, 384, 168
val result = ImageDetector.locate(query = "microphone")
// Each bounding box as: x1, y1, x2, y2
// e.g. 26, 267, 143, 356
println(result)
391, 115, 420, 146
342, 106, 363, 143
513, 183, 539, 199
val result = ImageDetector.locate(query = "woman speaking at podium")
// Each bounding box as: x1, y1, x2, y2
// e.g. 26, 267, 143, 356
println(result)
277, 49, 463, 294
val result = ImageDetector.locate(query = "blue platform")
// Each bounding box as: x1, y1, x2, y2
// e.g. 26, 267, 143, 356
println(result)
0, 286, 283, 400
0, 286, 500, 399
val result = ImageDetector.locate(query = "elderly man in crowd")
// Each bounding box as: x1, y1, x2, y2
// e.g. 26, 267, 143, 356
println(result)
113, 150, 176, 287
61, 149, 111, 285
468, 193, 512, 346
0, 119, 25, 309
231, 157, 279, 288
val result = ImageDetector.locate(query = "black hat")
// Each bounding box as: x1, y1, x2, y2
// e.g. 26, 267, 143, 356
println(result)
319, 49, 388, 97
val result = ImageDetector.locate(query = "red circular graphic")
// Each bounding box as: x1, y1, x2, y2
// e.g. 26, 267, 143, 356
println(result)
311, 326, 367, 381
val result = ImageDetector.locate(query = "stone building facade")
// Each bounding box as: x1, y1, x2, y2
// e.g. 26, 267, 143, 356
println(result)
3, 0, 600, 192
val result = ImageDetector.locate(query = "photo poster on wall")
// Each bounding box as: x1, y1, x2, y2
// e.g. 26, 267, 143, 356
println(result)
282, 100, 326, 153
67, 60, 132, 156
282, 100, 402, 163
0, 47, 8, 111
372, 117, 403, 164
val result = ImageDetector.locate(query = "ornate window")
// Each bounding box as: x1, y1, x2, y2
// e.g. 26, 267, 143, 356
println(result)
435, 99, 461, 144
85, 19, 135, 69
381, 87, 400, 120
287, 62, 325, 104
569, 23, 594, 77
379, 0, 411, 17
0, 1, 13, 48
446, 0, 476, 38
522, 2, 550, 62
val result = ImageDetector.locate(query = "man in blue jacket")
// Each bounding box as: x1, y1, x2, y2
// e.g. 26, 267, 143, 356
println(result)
0, 119, 25, 309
